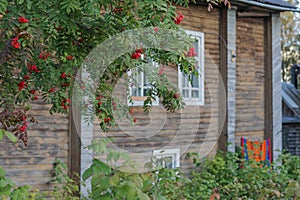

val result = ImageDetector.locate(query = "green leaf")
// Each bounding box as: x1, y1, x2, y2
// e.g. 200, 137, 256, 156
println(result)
0, 166, 5, 177
92, 176, 110, 190
0, 130, 17, 143
26, 0, 32, 10
127, 188, 137, 200
82, 167, 93, 181
0, 0, 8, 14
117, 184, 130, 197
137, 189, 150, 200
131, 176, 143, 189
109, 174, 119, 186
106, 152, 114, 162
5, 132, 17, 143
0, 130, 4, 140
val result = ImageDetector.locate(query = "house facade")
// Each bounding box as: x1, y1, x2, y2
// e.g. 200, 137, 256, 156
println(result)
0, 0, 298, 195
77, 0, 297, 194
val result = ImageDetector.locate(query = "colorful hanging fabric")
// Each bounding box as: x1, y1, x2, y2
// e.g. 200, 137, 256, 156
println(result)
241, 137, 272, 166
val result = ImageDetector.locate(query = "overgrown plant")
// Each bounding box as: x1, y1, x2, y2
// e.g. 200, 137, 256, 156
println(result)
50, 158, 81, 200
83, 138, 189, 200
0, 158, 83, 200
2, 137, 300, 199
183, 150, 300, 199
0, 165, 29, 200
82, 139, 151, 199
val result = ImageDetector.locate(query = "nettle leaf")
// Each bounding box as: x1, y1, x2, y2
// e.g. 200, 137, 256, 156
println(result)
126, 188, 137, 200
91, 176, 110, 190
137, 189, 151, 200
82, 167, 93, 181
92, 159, 112, 175
108, 174, 119, 186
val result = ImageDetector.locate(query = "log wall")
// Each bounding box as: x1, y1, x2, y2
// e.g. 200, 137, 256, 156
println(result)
0, 100, 69, 193
235, 17, 265, 143
91, 5, 221, 175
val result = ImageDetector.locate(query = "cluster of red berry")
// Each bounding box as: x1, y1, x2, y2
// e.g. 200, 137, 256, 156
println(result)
174, 13, 184, 25
131, 49, 143, 59
11, 17, 29, 49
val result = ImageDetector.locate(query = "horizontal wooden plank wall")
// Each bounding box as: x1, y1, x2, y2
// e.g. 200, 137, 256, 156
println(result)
235, 17, 265, 142
282, 123, 300, 156
91, 5, 221, 175
0, 100, 69, 192
172, 5, 220, 173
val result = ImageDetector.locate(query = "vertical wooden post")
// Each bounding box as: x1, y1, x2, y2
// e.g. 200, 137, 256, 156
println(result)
271, 13, 283, 161
264, 13, 282, 162
226, 8, 237, 152
218, 8, 228, 152
219, 7, 236, 152
69, 103, 81, 195
79, 69, 94, 196
264, 16, 272, 146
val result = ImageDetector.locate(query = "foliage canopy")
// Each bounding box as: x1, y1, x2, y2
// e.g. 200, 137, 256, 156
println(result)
0, 0, 228, 144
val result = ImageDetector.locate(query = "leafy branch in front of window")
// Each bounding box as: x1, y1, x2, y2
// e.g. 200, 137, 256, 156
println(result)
0, 0, 228, 137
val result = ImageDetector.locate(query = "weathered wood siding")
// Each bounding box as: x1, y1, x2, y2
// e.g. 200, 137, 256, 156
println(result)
180, 6, 221, 169
282, 123, 300, 157
271, 13, 282, 161
89, 5, 221, 175
0, 101, 69, 192
235, 17, 265, 142
227, 9, 237, 152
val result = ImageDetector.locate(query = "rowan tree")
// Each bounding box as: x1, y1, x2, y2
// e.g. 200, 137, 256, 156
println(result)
0, 0, 227, 145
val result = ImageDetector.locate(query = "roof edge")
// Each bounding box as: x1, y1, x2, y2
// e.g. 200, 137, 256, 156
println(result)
234, 0, 300, 12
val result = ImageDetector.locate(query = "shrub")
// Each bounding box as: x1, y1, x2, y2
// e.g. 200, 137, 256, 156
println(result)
182, 150, 300, 199
1, 139, 300, 199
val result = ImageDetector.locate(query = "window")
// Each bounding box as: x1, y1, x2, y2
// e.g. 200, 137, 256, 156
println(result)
152, 148, 180, 169
128, 57, 159, 106
178, 30, 204, 105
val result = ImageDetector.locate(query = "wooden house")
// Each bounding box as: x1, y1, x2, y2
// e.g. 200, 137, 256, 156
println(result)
282, 82, 300, 156
0, 0, 298, 195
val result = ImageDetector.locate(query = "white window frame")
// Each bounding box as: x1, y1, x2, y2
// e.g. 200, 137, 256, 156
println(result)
152, 148, 180, 169
178, 30, 205, 106
128, 56, 159, 106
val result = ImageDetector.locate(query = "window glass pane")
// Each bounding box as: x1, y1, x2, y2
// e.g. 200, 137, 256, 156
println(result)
182, 73, 189, 87
143, 73, 150, 87
132, 87, 141, 96
159, 155, 174, 169
134, 73, 142, 87
191, 74, 199, 88
143, 88, 150, 96
165, 155, 174, 169
191, 90, 199, 98
193, 39, 199, 56
182, 89, 189, 98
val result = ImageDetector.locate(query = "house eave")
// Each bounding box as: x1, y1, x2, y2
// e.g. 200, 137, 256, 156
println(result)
233, 0, 300, 12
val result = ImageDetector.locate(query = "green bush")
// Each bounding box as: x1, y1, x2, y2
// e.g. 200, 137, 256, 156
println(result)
182, 150, 300, 200
1, 138, 300, 199
83, 139, 188, 200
